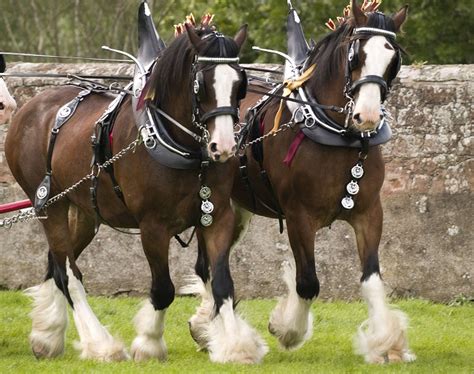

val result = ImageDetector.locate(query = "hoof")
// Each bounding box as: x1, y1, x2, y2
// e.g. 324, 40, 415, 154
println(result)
268, 299, 313, 350
188, 320, 209, 352
75, 339, 130, 362
355, 310, 416, 364
207, 300, 268, 364
31, 337, 64, 359
131, 335, 167, 362
268, 321, 312, 351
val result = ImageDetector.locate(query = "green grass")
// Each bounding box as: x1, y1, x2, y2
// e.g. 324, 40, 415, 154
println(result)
1, 291, 473, 373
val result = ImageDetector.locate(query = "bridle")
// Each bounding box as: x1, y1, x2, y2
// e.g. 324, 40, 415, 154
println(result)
342, 26, 401, 130
246, 24, 402, 138
190, 56, 247, 144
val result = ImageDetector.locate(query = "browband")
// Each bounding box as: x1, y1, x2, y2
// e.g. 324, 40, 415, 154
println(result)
353, 27, 396, 40
196, 56, 240, 64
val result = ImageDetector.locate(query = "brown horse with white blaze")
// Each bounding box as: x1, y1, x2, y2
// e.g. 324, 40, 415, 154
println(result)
190, 0, 416, 364
5, 16, 266, 363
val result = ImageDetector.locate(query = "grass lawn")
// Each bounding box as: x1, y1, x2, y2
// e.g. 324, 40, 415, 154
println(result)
0, 291, 472, 373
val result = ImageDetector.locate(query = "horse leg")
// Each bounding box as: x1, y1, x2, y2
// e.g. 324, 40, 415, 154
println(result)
25, 249, 69, 359
27, 202, 128, 361
184, 202, 253, 351
131, 220, 173, 362
350, 200, 416, 364
201, 205, 267, 364
268, 215, 319, 350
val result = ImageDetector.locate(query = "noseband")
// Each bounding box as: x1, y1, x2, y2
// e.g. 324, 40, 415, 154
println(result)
191, 56, 246, 141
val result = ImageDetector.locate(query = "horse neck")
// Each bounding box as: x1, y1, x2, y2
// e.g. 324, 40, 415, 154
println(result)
307, 59, 348, 125
155, 55, 197, 149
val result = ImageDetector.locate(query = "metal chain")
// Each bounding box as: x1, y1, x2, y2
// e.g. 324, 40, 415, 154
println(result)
1, 137, 141, 229
238, 120, 294, 153
0, 208, 42, 229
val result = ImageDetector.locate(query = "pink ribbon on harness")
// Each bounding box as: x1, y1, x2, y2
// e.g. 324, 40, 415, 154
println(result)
283, 131, 305, 167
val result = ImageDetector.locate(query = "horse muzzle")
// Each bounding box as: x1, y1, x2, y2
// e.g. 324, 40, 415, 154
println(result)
208, 140, 237, 163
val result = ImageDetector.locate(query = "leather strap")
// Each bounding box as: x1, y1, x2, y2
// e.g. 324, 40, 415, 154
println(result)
200, 106, 239, 124
350, 75, 388, 102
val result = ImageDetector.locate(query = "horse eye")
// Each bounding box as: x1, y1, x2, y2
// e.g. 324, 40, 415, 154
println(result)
384, 42, 394, 50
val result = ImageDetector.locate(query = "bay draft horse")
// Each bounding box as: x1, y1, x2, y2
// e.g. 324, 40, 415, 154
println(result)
0, 54, 17, 124
190, 0, 416, 364
5, 23, 265, 363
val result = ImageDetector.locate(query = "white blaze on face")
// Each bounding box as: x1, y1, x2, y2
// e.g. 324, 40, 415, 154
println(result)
0, 78, 17, 124
209, 64, 239, 162
353, 36, 395, 128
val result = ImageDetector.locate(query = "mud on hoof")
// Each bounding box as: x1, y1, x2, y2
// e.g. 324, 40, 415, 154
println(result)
355, 309, 416, 364
75, 338, 129, 362
207, 300, 268, 364
131, 335, 167, 362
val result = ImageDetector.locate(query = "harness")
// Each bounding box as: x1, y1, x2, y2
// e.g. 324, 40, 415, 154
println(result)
34, 87, 94, 212
237, 9, 402, 221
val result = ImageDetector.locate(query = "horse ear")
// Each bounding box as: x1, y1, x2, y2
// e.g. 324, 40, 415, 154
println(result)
234, 24, 248, 51
392, 5, 408, 32
351, 0, 367, 27
185, 23, 205, 54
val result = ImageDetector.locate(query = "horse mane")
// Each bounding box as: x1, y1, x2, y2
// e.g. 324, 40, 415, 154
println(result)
307, 11, 397, 85
0, 55, 5, 73
147, 27, 240, 107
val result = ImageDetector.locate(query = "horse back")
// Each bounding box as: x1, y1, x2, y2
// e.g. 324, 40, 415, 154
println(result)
5, 86, 115, 201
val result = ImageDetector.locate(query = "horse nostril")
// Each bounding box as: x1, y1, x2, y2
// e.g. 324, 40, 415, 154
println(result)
0, 103, 4, 110
353, 113, 361, 123
210, 142, 218, 153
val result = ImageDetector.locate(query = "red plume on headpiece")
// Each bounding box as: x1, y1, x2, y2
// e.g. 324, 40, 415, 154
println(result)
174, 12, 215, 37
325, 0, 383, 31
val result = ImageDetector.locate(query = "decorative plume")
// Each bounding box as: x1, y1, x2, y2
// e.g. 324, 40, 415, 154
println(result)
200, 13, 214, 27
174, 12, 215, 37
325, 0, 383, 30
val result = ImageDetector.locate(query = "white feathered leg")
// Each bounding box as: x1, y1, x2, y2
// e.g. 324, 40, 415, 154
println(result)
180, 276, 214, 350
25, 279, 68, 358
207, 298, 268, 364
268, 261, 313, 350
355, 273, 416, 364
66, 262, 128, 362
131, 300, 167, 361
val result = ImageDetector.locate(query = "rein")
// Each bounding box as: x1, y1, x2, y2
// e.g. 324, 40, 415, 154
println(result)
246, 86, 345, 113
0, 72, 132, 81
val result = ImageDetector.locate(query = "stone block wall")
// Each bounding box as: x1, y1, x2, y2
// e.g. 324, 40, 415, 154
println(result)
0, 63, 472, 302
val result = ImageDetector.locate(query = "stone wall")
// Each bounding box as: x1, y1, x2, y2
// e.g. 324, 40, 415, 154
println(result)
0, 63, 472, 302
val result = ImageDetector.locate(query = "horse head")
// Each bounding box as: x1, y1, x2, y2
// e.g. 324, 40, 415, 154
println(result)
186, 24, 248, 162
306, 0, 407, 134
346, 0, 407, 132
142, 22, 248, 163
0, 55, 17, 124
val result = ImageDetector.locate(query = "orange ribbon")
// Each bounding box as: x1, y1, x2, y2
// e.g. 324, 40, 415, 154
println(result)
272, 64, 316, 133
